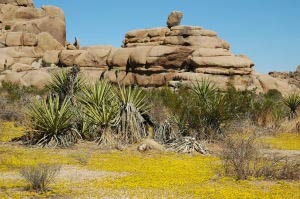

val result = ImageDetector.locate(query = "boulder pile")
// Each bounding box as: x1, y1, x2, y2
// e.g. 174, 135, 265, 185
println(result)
0, 1, 297, 94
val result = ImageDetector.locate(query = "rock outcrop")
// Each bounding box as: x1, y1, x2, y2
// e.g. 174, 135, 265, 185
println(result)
0, 3, 297, 94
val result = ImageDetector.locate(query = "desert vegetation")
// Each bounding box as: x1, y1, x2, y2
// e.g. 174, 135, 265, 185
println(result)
0, 68, 300, 198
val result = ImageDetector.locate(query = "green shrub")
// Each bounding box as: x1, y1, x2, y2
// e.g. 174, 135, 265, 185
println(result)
4, 25, 11, 30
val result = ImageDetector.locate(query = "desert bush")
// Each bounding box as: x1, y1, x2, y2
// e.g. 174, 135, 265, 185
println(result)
221, 132, 300, 180
0, 81, 47, 101
25, 96, 80, 147
221, 133, 258, 180
4, 25, 11, 30
0, 82, 48, 122
283, 92, 300, 120
254, 156, 300, 180
20, 164, 61, 192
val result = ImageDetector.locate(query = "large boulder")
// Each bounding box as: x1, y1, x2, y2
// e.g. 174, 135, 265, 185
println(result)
59, 50, 85, 66
167, 11, 183, 28
21, 70, 51, 88
42, 50, 59, 64
37, 32, 64, 51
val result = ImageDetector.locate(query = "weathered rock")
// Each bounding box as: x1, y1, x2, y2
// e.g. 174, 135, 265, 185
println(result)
76, 46, 112, 67
41, 6, 65, 21
190, 56, 254, 69
21, 70, 51, 88
167, 29, 217, 37
23, 32, 37, 46
137, 139, 165, 152
66, 43, 77, 50
146, 46, 193, 69
42, 50, 59, 64
15, 7, 45, 19
167, 11, 183, 28
0, 54, 14, 70
2, 71, 24, 85
192, 48, 232, 57
0, 0, 34, 7
11, 62, 34, 72
164, 36, 230, 49
195, 67, 252, 75
128, 46, 152, 66
109, 48, 134, 68
252, 72, 298, 95
37, 32, 64, 51
59, 50, 85, 66
5, 32, 22, 46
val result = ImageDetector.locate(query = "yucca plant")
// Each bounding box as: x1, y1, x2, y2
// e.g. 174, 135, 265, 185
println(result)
78, 81, 118, 145
283, 93, 300, 120
47, 66, 83, 104
115, 85, 151, 144
26, 97, 79, 147
191, 79, 231, 138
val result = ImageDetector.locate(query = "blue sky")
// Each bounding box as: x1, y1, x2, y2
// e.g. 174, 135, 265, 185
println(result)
34, 0, 300, 73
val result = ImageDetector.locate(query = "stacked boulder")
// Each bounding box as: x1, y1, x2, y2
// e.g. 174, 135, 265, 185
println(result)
102, 11, 255, 89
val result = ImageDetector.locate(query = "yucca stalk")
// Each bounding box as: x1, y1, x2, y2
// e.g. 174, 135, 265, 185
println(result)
27, 97, 79, 147
115, 85, 150, 144
283, 93, 300, 120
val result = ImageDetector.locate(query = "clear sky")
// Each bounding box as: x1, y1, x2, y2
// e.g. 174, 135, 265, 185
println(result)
34, 0, 300, 73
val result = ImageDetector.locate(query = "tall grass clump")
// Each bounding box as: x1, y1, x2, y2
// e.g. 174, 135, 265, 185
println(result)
20, 164, 61, 192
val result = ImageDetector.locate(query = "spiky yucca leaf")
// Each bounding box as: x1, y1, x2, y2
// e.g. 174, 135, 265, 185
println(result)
283, 93, 300, 119
77, 80, 114, 107
116, 85, 150, 115
191, 79, 217, 104
27, 97, 79, 147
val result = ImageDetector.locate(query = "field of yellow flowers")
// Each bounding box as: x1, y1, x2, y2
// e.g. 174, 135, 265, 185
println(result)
0, 122, 300, 199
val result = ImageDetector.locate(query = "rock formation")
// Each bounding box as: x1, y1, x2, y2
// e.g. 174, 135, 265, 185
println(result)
0, 1, 297, 94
